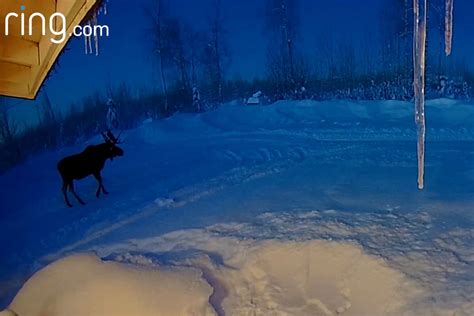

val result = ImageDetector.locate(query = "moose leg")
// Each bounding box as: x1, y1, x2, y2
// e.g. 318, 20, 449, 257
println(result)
93, 172, 108, 197
62, 182, 72, 207
69, 181, 86, 205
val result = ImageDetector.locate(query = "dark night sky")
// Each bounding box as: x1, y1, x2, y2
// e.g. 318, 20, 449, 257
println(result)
7, 0, 474, 125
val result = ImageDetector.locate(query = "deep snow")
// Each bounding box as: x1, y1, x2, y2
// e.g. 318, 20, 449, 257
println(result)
0, 99, 473, 314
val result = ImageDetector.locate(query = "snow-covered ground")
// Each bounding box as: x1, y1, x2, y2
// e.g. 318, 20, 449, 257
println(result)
0, 99, 473, 315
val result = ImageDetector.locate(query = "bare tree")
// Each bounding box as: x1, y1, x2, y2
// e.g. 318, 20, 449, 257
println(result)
185, 26, 204, 88
40, 92, 57, 126
337, 40, 356, 80
266, 48, 288, 95
204, 0, 229, 104
0, 98, 17, 145
317, 33, 337, 79
149, 0, 170, 111
0, 98, 21, 165
166, 18, 190, 92
265, 0, 305, 93
430, 0, 447, 75
361, 33, 376, 77
379, 0, 412, 76
148, 2, 206, 110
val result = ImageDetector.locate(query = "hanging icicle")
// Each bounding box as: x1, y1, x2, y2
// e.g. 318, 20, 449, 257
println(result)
445, 0, 454, 56
93, 11, 99, 56
413, 0, 427, 189
84, 21, 93, 55
87, 21, 93, 54
103, 0, 108, 15
82, 0, 108, 56
84, 34, 89, 54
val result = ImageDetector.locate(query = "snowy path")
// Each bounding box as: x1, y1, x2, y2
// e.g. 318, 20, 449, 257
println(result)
0, 100, 473, 314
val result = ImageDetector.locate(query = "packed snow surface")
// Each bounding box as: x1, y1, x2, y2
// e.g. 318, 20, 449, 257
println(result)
0, 99, 473, 315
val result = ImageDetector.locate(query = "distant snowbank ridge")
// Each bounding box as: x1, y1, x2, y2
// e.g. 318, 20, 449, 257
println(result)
216, 98, 474, 129
137, 98, 474, 143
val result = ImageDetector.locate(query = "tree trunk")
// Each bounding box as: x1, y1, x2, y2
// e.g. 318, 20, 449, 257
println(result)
155, 0, 168, 112
281, 0, 294, 88
159, 54, 168, 112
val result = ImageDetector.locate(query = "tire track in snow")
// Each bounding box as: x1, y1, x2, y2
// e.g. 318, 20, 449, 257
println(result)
42, 142, 358, 263
43, 162, 292, 261
222, 150, 242, 164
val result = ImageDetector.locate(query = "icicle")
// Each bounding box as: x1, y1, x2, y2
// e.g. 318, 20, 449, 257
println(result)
85, 33, 92, 55
84, 34, 88, 54
89, 21, 94, 54
88, 37, 92, 54
93, 12, 99, 56
82, 0, 108, 55
94, 34, 99, 56
103, 0, 108, 15
413, 0, 428, 189
445, 0, 454, 56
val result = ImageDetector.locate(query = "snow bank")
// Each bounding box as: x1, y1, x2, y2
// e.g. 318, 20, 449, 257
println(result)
134, 99, 474, 142
4, 240, 422, 316
213, 240, 421, 316
5, 253, 215, 316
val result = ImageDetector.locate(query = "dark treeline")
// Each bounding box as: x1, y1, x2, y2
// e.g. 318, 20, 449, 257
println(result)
1, 0, 473, 173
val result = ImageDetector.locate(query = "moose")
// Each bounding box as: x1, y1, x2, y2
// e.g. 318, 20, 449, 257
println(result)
57, 130, 124, 207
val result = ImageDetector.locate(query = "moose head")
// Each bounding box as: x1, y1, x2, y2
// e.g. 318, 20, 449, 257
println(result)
101, 130, 124, 161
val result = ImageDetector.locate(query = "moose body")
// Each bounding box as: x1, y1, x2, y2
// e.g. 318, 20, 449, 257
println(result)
57, 131, 124, 207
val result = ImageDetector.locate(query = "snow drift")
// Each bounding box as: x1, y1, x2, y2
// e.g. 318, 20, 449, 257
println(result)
210, 240, 421, 315
5, 253, 215, 316
3, 239, 422, 316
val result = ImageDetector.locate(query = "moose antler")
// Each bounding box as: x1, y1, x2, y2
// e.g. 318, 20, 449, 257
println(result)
116, 130, 123, 142
101, 132, 109, 142
103, 130, 122, 144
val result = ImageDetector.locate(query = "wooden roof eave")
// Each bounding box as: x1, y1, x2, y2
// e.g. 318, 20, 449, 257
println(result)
0, 0, 100, 100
